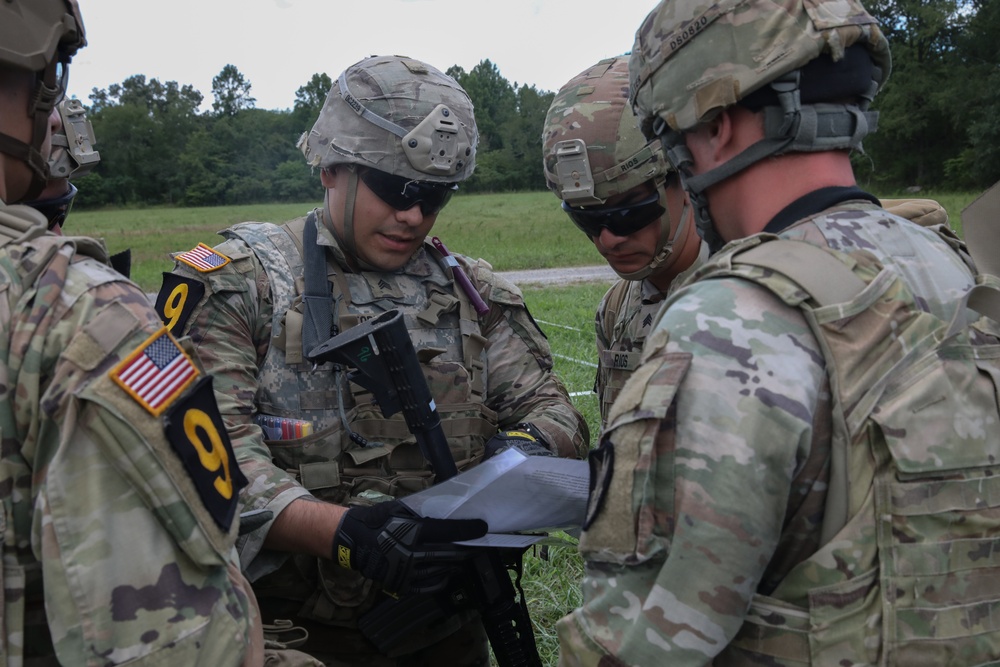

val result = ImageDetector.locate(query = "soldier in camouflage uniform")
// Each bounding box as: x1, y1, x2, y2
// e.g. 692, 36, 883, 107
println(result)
542, 56, 704, 427
155, 54, 588, 667
558, 0, 1000, 665
540, 57, 949, 432
0, 1, 264, 665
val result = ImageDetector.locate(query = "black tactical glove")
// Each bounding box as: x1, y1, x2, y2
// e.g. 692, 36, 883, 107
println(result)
332, 499, 488, 594
484, 422, 554, 459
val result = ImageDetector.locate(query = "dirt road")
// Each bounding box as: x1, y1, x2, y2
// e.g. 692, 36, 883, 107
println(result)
497, 264, 616, 287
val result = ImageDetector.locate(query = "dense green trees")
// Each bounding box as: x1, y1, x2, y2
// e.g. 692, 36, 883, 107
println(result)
860, 0, 998, 191
75, 5, 1000, 210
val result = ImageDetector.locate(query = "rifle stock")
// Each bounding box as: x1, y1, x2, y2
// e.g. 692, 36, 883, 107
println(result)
308, 310, 542, 667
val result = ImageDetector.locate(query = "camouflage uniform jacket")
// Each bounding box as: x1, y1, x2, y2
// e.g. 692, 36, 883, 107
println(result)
0, 201, 258, 666
558, 196, 1000, 666
158, 209, 588, 616
594, 244, 709, 429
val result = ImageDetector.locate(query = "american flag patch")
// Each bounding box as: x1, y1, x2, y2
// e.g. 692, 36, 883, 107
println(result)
111, 328, 200, 416
175, 243, 230, 273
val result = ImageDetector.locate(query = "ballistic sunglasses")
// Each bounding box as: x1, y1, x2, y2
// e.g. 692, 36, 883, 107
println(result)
562, 189, 665, 238
23, 183, 78, 230
359, 168, 458, 216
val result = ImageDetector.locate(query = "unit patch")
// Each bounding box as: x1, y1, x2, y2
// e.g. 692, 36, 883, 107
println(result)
175, 243, 231, 273
110, 327, 200, 416
164, 375, 248, 530
155, 273, 206, 334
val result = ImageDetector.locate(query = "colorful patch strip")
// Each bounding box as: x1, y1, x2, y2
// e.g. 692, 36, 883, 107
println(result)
175, 243, 231, 273
111, 327, 200, 416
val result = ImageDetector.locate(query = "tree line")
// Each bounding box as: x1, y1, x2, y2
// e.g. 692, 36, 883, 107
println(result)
73, 0, 999, 209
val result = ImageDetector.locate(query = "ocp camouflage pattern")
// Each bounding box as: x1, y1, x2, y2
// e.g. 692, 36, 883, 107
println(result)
593, 247, 708, 431
543, 56, 670, 205
628, 0, 891, 135
558, 202, 1000, 666
0, 203, 258, 666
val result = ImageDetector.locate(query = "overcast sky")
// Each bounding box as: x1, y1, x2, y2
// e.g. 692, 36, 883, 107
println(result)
67, 0, 660, 112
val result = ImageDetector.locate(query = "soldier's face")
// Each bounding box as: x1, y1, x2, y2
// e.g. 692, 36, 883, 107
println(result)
590, 178, 689, 278
322, 166, 440, 271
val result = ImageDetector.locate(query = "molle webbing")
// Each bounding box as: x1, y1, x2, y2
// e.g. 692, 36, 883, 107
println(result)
730, 239, 869, 546
225, 218, 493, 461
221, 221, 303, 360
424, 242, 487, 399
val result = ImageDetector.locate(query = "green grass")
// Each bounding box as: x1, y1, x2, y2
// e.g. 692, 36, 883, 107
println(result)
70, 189, 982, 294
70, 192, 605, 293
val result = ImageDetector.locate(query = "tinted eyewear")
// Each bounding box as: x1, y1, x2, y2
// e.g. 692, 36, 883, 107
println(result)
563, 190, 665, 238
360, 168, 458, 216
23, 182, 77, 230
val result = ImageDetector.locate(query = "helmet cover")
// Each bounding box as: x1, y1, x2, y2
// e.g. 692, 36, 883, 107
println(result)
299, 55, 478, 184
543, 56, 672, 206
628, 0, 890, 137
0, 0, 85, 73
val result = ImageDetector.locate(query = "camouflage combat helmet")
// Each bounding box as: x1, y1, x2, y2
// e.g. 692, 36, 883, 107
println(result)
543, 56, 688, 281
0, 0, 86, 202
543, 57, 671, 206
299, 54, 478, 184
628, 0, 890, 251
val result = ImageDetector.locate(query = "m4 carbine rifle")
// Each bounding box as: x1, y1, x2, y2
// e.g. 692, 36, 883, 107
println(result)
308, 309, 542, 667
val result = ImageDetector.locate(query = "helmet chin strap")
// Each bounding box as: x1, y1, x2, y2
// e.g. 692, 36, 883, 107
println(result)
614, 186, 691, 282
0, 60, 64, 203
660, 132, 726, 254
323, 165, 383, 273
656, 68, 878, 255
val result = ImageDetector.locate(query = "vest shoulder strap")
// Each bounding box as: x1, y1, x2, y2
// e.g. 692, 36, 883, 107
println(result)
730, 238, 867, 307
222, 220, 303, 317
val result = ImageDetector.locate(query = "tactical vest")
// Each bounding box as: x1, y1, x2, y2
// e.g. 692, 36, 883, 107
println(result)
694, 233, 1000, 666
224, 219, 498, 628
596, 279, 665, 422
223, 218, 495, 504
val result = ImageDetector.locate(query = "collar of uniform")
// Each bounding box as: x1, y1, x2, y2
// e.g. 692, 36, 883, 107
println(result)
640, 277, 666, 304
763, 186, 881, 236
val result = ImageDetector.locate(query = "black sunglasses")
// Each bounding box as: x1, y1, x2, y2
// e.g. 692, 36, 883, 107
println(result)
562, 190, 665, 238
23, 182, 77, 230
359, 168, 458, 216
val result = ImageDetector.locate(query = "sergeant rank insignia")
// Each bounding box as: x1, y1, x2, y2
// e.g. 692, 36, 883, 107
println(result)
110, 328, 200, 416
175, 243, 231, 273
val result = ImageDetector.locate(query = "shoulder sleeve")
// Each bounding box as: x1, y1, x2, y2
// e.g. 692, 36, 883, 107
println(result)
455, 254, 590, 459
27, 263, 257, 665
562, 277, 827, 665
158, 237, 311, 570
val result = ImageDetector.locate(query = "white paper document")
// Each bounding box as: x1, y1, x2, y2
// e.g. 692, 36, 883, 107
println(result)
401, 449, 590, 547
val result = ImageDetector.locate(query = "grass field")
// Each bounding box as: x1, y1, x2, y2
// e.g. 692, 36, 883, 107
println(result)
69, 188, 985, 665
70, 188, 980, 294
70, 191, 608, 293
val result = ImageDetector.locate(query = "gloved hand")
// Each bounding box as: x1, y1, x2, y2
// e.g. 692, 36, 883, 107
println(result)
484, 422, 554, 459
332, 499, 487, 594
